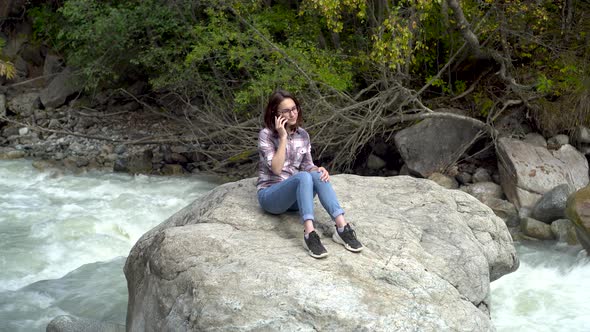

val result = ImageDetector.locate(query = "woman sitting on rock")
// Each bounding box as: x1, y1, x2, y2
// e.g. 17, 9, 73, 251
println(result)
256, 89, 364, 258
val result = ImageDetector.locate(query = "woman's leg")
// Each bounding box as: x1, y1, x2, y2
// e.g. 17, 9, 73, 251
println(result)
310, 171, 345, 224
258, 172, 328, 258
257, 172, 315, 224
309, 171, 364, 252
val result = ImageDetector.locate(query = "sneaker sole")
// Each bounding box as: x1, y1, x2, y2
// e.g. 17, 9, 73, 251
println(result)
302, 239, 328, 259
332, 232, 364, 253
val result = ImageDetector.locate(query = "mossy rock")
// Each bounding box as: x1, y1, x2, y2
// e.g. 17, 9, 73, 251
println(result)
565, 186, 590, 254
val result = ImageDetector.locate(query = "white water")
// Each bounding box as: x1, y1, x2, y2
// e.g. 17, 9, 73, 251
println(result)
491, 242, 590, 332
1, 160, 589, 331
0, 160, 219, 331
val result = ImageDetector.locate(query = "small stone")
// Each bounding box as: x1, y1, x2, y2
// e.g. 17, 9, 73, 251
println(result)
18, 127, 29, 136
101, 144, 114, 154
171, 145, 189, 154
523, 133, 547, 148
547, 134, 569, 150
472, 168, 492, 183
460, 182, 504, 202
574, 126, 590, 144
367, 153, 386, 170
455, 172, 472, 185
114, 144, 127, 154
428, 172, 458, 189
161, 164, 185, 175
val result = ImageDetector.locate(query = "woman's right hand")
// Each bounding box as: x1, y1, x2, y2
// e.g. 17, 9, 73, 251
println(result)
275, 115, 288, 139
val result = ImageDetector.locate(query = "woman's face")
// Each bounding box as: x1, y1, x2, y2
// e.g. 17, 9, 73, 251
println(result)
276, 98, 298, 127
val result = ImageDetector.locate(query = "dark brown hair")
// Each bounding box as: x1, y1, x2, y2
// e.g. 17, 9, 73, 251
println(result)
263, 90, 302, 131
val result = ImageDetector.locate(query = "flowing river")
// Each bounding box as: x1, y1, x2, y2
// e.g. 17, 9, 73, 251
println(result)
0, 159, 588, 331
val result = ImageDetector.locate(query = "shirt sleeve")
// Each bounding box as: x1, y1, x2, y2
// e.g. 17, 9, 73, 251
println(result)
299, 134, 317, 172
258, 128, 275, 168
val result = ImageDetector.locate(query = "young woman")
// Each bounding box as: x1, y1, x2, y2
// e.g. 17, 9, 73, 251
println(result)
256, 90, 363, 259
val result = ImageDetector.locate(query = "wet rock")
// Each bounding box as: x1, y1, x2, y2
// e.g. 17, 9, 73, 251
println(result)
0, 148, 25, 159
550, 219, 578, 245
521, 217, 554, 240
114, 150, 153, 174
531, 184, 574, 223
566, 186, 590, 254
161, 164, 184, 175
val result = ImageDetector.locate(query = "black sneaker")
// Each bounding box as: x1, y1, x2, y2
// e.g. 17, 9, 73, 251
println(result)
332, 224, 363, 252
303, 231, 328, 259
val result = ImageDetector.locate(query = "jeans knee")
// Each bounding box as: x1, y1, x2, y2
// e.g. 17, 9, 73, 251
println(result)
310, 170, 322, 182
297, 171, 313, 185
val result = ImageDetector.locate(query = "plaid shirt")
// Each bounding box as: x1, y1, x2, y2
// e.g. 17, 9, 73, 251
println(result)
256, 127, 317, 191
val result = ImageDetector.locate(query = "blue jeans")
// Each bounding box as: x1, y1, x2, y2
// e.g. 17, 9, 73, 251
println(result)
257, 171, 345, 224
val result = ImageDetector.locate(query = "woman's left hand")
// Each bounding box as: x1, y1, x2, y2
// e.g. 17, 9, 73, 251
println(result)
317, 167, 330, 182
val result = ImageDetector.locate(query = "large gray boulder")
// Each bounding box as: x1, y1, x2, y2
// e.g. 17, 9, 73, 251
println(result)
124, 175, 518, 331
395, 118, 481, 177
6, 91, 39, 117
40, 68, 81, 108
497, 137, 589, 209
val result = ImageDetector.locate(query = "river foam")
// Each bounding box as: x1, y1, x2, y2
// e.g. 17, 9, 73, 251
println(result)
0, 160, 218, 331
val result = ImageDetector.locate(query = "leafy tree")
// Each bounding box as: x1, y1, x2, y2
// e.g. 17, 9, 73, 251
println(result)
20, 0, 590, 172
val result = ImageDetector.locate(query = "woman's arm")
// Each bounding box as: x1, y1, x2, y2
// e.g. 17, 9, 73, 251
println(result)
270, 115, 288, 176
271, 137, 287, 175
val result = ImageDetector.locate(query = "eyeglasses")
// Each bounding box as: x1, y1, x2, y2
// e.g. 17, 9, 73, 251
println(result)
278, 106, 298, 115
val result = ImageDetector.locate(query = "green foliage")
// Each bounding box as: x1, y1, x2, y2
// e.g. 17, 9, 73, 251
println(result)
37, 0, 355, 112
536, 74, 554, 94
473, 92, 494, 118
28, 5, 63, 47
26, 0, 590, 135
0, 39, 16, 79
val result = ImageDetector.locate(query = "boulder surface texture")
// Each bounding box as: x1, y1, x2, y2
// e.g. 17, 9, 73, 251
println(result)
497, 137, 589, 209
124, 175, 518, 332
394, 118, 481, 178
